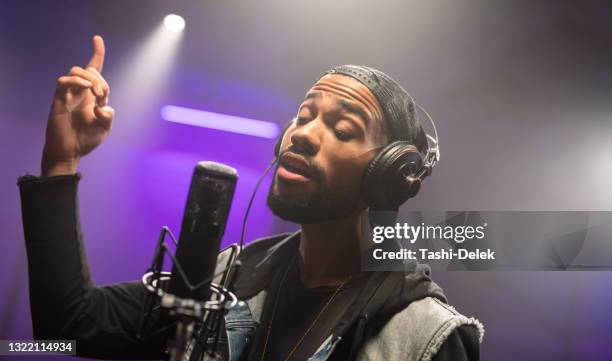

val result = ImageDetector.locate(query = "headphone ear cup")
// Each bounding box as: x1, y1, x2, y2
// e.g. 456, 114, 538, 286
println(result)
274, 119, 296, 160
361, 141, 424, 210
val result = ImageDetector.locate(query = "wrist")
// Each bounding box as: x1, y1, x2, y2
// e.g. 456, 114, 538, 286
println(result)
41, 157, 80, 177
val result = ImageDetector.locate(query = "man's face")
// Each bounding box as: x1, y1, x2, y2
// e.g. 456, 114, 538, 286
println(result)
267, 73, 387, 224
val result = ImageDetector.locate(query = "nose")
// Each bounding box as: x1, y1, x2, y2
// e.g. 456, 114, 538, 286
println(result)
289, 118, 321, 157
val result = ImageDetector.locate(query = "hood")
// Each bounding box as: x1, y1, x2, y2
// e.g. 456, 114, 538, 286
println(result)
373, 239, 448, 324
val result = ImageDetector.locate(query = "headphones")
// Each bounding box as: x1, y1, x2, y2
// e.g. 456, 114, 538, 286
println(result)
273, 104, 440, 211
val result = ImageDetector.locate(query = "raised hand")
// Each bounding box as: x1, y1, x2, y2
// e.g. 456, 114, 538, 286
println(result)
41, 35, 115, 177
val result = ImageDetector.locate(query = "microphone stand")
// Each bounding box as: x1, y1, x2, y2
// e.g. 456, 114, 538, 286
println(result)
139, 226, 240, 361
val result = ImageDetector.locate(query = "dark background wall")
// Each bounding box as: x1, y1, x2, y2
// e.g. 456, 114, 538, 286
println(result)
1, 1, 611, 360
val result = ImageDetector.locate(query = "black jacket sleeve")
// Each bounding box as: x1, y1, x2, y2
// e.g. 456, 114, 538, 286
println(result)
431, 325, 480, 361
18, 174, 168, 359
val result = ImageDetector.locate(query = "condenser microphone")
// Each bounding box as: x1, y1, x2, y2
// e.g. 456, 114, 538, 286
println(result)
167, 161, 238, 302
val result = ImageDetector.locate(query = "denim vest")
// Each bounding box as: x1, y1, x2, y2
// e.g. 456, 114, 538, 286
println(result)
197, 294, 483, 361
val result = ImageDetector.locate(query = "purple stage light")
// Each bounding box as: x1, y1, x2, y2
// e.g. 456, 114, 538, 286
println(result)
161, 105, 280, 139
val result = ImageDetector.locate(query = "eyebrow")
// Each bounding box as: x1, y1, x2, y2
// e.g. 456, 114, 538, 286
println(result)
338, 99, 371, 128
304, 91, 322, 101
304, 91, 371, 127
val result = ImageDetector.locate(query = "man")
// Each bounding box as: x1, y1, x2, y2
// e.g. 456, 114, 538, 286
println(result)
18, 36, 483, 360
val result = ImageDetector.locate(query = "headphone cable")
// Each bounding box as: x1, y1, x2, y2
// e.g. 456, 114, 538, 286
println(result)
239, 158, 277, 251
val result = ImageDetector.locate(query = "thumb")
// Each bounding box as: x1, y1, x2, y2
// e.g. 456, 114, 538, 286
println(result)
94, 105, 114, 130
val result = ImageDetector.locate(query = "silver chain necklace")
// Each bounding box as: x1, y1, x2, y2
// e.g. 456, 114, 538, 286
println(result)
259, 254, 352, 361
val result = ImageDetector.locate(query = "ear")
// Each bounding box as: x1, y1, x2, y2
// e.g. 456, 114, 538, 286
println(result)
274, 118, 297, 160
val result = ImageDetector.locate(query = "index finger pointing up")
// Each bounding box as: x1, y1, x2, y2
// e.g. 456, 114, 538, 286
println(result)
86, 35, 105, 73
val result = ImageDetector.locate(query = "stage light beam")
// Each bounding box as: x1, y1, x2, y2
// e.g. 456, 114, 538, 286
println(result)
109, 16, 184, 140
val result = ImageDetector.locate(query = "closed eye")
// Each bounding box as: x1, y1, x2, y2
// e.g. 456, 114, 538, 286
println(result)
334, 128, 353, 141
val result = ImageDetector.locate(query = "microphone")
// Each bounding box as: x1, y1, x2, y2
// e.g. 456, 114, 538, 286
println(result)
168, 161, 238, 302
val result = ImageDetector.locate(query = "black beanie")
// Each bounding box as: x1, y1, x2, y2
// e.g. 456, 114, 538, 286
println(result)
319, 65, 428, 154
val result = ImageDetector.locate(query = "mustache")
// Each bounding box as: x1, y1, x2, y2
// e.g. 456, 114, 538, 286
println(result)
280, 145, 325, 181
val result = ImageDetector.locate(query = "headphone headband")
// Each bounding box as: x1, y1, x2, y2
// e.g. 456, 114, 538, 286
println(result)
415, 103, 440, 177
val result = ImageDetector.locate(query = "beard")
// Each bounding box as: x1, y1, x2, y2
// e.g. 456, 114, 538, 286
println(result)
266, 165, 362, 224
